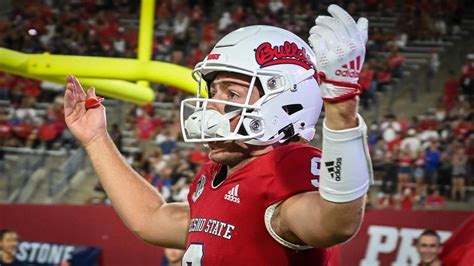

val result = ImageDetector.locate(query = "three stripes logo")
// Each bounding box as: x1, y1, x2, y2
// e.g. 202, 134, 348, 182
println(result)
335, 56, 362, 78
325, 158, 342, 181
224, 184, 240, 203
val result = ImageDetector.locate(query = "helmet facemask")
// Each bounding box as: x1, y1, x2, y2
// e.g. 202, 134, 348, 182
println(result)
181, 65, 315, 145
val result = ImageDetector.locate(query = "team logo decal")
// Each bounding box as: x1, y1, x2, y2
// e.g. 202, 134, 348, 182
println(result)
192, 175, 206, 202
254, 41, 316, 71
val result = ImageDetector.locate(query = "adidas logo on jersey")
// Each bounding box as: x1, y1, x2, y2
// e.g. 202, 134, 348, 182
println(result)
325, 158, 342, 181
224, 184, 240, 203
335, 56, 362, 78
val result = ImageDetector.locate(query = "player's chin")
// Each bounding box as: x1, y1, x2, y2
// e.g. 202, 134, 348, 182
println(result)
208, 148, 226, 162
208, 148, 245, 166
209, 154, 231, 166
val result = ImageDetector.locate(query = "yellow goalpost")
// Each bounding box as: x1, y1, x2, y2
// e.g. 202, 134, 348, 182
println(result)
0, 0, 203, 105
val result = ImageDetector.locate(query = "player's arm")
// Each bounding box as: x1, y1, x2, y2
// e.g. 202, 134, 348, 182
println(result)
64, 76, 189, 249
275, 190, 365, 248
274, 105, 370, 248
273, 5, 372, 248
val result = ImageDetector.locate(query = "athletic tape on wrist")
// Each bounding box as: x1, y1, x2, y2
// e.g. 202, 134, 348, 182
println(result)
320, 83, 361, 103
319, 113, 374, 203
318, 72, 361, 101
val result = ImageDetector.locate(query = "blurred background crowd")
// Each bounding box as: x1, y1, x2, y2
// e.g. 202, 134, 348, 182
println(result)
0, 0, 472, 211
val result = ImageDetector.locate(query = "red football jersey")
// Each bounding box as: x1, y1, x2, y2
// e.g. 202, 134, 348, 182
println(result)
184, 143, 332, 265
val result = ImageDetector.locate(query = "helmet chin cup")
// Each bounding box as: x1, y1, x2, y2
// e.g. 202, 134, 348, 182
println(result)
184, 109, 230, 138
184, 109, 242, 139
300, 128, 316, 142
180, 25, 323, 145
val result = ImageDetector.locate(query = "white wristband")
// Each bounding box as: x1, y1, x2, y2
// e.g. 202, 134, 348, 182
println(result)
319, 113, 374, 203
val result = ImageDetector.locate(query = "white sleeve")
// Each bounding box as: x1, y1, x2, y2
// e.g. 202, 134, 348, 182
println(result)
319, 113, 374, 203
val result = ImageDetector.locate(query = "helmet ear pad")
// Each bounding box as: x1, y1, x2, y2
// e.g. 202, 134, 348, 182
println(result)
242, 77, 321, 143
203, 72, 218, 89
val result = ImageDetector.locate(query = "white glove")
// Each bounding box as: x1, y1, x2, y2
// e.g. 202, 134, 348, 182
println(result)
308, 4, 368, 102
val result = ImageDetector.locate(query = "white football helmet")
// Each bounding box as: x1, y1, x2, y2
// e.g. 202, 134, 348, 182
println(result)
180, 25, 323, 145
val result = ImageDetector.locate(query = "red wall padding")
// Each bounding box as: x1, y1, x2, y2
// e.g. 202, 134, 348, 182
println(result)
0, 204, 164, 266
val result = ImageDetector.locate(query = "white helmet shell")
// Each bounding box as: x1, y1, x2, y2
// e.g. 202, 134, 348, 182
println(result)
180, 25, 323, 145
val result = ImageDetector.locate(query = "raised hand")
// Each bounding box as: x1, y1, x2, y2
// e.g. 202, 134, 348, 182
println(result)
64, 75, 107, 147
309, 4, 368, 102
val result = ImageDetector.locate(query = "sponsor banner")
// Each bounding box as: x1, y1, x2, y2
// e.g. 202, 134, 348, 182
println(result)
340, 210, 472, 266
16, 241, 100, 266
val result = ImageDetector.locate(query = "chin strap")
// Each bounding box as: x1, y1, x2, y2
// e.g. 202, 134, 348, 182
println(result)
299, 128, 316, 142
244, 132, 286, 146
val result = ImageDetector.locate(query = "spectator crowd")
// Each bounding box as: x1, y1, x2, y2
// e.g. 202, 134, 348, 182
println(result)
370, 56, 473, 210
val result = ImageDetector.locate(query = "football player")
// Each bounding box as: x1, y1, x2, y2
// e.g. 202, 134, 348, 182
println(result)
64, 5, 372, 265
